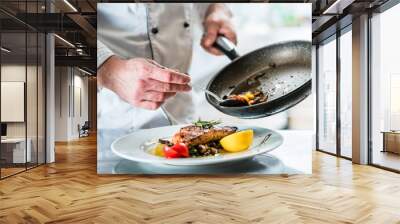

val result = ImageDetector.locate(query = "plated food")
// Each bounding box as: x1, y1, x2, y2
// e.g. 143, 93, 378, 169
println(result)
111, 124, 282, 166
220, 89, 268, 107
153, 120, 254, 159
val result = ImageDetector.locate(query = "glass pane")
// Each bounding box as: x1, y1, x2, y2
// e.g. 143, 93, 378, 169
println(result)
38, 33, 45, 165
26, 0, 40, 169
340, 29, 352, 158
371, 4, 400, 171
318, 38, 337, 154
27, 31, 38, 169
1, 30, 27, 177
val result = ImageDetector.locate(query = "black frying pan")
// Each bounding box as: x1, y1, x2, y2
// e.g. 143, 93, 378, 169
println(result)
205, 36, 312, 119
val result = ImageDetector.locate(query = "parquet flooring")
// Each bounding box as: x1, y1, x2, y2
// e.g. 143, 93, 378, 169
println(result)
1, 167, 26, 177
1, 134, 400, 224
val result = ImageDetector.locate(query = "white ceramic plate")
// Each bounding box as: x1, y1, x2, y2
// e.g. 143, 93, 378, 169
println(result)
111, 125, 283, 166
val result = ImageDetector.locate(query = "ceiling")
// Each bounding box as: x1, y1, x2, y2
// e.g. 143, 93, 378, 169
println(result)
311, 0, 391, 43
0, 0, 97, 73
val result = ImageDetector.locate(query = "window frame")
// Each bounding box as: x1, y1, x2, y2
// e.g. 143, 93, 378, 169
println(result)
315, 24, 352, 161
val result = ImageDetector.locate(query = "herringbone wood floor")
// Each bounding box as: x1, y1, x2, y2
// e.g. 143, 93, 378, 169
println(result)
1, 134, 400, 224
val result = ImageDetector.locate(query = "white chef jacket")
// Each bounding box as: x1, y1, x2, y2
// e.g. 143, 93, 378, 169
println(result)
97, 3, 210, 130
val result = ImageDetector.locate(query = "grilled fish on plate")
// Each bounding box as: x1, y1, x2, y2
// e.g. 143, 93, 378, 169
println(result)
172, 125, 237, 147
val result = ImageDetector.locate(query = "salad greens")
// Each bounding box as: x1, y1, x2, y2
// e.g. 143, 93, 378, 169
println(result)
192, 119, 221, 129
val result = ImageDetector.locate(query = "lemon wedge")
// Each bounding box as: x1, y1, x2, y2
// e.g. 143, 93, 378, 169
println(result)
220, 130, 254, 152
152, 143, 165, 157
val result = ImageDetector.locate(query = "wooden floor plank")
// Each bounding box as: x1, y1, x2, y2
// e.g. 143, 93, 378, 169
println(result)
0, 134, 400, 224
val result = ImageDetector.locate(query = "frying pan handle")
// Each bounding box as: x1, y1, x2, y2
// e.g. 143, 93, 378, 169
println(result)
212, 36, 240, 60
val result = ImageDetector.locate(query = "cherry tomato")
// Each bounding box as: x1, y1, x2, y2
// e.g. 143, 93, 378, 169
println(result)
172, 143, 189, 158
163, 143, 189, 158
163, 145, 180, 158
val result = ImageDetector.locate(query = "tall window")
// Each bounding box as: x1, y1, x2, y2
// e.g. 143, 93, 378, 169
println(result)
340, 28, 352, 158
390, 74, 400, 130
317, 36, 337, 154
370, 3, 400, 171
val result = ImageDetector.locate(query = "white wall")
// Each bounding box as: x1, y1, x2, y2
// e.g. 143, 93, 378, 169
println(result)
54, 67, 89, 141
55, 66, 69, 141
71, 73, 89, 138
1, 65, 40, 138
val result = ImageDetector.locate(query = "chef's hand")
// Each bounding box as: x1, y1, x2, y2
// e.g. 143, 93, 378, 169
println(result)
201, 3, 237, 56
98, 56, 191, 110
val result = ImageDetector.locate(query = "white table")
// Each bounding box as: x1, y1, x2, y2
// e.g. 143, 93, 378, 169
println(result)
268, 130, 313, 174
1, 138, 31, 163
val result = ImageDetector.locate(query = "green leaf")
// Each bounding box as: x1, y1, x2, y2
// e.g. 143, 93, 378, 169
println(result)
192, 118, 221, 129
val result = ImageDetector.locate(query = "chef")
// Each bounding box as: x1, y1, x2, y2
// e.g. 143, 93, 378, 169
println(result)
97, 3, 237, 130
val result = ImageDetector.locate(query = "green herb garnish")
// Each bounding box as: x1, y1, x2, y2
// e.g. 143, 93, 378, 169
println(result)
192, 119, 221, 129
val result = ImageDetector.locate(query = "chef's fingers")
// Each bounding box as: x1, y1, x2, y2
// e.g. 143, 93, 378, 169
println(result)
145, 79, 192, 92
146, 63, 191, 84
141, 91, 176, 102
136, 100, 163, 110
202, 42, 223, 56
219, 25, 237, 45
201, 23, 224, 56
202, 22, 219, 48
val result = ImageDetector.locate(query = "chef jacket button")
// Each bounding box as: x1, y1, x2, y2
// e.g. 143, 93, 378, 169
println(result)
151, 27, 158, 34
183, 22, 190, 28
